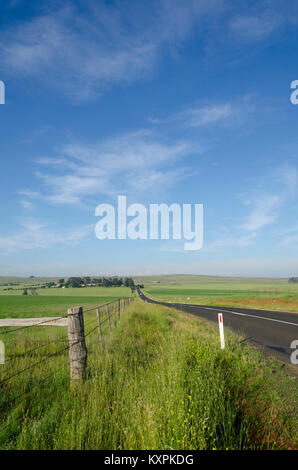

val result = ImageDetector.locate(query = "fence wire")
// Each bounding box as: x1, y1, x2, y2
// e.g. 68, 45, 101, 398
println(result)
0, 298, 133, 440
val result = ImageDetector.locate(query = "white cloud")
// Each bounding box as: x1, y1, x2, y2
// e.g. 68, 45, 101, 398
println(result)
149, 97, 256, 129
208, 232, 257, 250
0, 0, 222, 101
184, 104, 232, 126
18, 199, 33, 210
21, 130, 196, 205
277, 165, 298, 197
241, 195, 281, 232
0, 218, 92, 253
149, 104, 232, 126
230, 12, 282, 41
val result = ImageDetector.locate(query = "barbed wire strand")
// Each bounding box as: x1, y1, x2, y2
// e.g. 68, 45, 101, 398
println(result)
0, 308, 127, 436
0, 323, 98, 388
0, 298, 125, 337
0, 361, 71, 435
2, 336, 69, 365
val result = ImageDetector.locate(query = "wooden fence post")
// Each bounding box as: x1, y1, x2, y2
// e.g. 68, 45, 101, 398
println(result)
118, 298, 121, 318
67, 307, 87, 384
106, 304, 111, 331
114, 302, 117, 328
96, 308, 103, 346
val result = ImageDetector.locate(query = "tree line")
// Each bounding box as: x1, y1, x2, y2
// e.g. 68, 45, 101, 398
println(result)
44, 276, 143, 292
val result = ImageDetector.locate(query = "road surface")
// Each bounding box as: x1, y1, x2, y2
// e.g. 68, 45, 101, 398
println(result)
137, 288, 298, 364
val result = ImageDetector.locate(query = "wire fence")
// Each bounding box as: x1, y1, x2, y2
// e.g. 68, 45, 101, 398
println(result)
0, 297, 133, 437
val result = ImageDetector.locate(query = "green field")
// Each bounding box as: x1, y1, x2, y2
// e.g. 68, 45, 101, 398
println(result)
0, 299, 296, 449
135, 275, 298, 313
0, 286, 132, 319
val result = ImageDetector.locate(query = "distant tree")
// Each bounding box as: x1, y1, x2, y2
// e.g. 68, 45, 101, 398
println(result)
288, 277, 298, 283
22, 288, 28, 296
126, 277, 136, 293
66, 277, 83, 288
46, 281, 55, 288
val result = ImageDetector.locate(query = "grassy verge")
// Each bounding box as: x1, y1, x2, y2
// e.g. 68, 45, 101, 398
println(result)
144, 287, 298, 313
0, 300, 297, 450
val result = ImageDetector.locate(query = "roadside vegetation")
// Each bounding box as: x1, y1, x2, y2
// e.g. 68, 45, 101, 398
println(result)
0, 299, 296, 450
137, 275, 298, 313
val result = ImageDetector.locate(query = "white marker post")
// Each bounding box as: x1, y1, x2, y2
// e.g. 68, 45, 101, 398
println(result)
218, 313, 225, 349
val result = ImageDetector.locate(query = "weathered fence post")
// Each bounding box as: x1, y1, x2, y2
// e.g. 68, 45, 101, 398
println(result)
118, 298, 121, 318
106, 304, 111, 331
96, 308, 103, 346
67, 307, 87, 384
114, 302, 117, 328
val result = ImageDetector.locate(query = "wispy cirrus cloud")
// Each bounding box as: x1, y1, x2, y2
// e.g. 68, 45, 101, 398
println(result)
229, 12, 282, 42
19, 130, 198, 206
0, 0, 222, 102
149, 103, 233, 126
228, 0, 298, 43
207, 164, 298, 251
1, 0, 297, 103
149, 97, 256, 129
0, 218, 93, 253
241, 194, 281, 232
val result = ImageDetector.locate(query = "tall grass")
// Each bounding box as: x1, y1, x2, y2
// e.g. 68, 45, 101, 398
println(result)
0, 300, 297, 450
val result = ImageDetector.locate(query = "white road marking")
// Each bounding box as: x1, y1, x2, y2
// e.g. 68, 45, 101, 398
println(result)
138, 291, 298, 327
184, 305, 298, 327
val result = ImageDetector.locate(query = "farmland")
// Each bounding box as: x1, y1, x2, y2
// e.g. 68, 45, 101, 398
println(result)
134, 275, 298, 313
0, 281, 132, 319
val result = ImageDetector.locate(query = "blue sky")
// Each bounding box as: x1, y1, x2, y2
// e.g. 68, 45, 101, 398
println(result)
1, 0, 298, 277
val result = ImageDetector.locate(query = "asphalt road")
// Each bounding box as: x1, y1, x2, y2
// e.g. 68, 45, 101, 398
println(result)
137, 288, 298, 364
